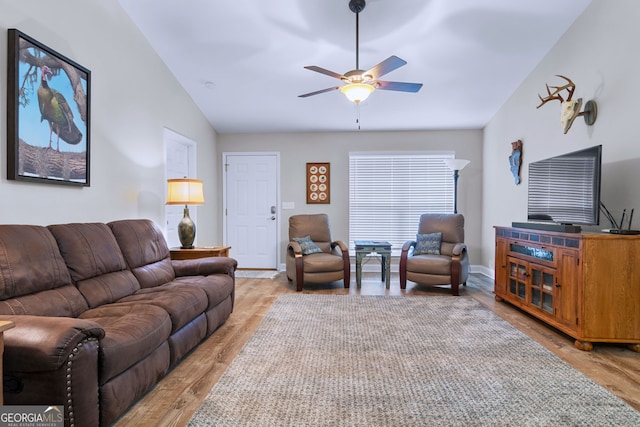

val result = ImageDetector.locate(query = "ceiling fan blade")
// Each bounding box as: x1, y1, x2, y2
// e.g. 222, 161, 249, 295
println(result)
304, 66, 346, 80
298, 86, 341, 98
375, 81, 423, 93
364, 56, 407, 80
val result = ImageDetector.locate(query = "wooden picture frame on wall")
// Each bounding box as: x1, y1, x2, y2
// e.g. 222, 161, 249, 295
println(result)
7, 29, 91, 186
306, 162, 330, 204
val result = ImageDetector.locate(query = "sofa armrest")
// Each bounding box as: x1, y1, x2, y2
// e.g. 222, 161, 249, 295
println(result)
401, 240, 416, 256
330, 240, 348, 254
399, 240, 417, 289
452, 243, 467, 257
172, 256, 238, 277
0, 315, 104, 372
287, 241, 303, 258
1, 315, 103, 426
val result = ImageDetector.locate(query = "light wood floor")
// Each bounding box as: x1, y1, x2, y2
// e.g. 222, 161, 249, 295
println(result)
114, 272, 640, 426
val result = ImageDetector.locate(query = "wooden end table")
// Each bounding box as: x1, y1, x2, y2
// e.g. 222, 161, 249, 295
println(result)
170, 246, 231, 260
355, 240, 392, 289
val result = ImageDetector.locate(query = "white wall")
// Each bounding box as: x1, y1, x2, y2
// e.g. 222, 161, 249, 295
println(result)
0, 0, 221, 245
482, 0, 640, 271
218, 130, 483, 266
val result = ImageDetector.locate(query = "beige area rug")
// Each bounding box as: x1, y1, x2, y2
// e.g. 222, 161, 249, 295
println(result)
189, 295, 640, 426
234, 270, 280, 279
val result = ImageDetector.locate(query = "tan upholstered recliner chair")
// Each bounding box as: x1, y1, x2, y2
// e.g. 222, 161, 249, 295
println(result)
399, 213, 469, 295
286, 214, 350, 291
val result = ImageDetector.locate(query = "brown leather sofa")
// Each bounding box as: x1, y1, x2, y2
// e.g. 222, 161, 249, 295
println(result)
0, 219, 236, 426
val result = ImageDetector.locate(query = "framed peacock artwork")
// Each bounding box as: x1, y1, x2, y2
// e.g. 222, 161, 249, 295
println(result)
7, 29, 91, 186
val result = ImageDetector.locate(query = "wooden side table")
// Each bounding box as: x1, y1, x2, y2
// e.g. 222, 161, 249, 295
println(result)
354, 240, 392, 289
0, 320, 15, 405
170, 246, 231, 260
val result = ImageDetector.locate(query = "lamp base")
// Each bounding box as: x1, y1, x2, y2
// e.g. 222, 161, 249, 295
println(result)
178, 206, 196, 249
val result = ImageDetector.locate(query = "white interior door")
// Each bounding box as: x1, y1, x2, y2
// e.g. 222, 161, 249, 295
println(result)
224, 153, 279, 269
164, 129, 197, 248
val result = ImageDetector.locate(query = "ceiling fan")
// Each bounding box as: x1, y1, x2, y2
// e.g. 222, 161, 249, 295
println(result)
299, 0, 423, 104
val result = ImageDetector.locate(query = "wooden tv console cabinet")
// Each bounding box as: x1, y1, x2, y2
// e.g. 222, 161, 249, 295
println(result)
494, 226, 640, 351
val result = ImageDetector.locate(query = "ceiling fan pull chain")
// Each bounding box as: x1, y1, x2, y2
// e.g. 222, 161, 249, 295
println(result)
355, 103, 361, 130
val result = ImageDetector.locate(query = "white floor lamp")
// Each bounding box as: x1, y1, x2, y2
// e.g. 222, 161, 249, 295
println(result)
443, 159, 470, 214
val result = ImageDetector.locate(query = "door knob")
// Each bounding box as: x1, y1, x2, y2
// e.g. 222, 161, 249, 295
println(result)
271, 216, 276, 220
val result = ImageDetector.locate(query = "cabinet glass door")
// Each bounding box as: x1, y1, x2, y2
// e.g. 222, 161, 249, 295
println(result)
531, 269, 542, 308
542, 293, 553, 313
508, 258, 527, 300
542, 272, 554, 292
531, 266, 555, 314
531, 288, 541, 307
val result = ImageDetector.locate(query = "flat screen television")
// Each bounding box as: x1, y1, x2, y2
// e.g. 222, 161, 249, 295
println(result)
521, 145, 602, 232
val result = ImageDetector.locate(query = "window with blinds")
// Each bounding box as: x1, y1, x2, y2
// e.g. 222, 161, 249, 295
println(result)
349, 152, 455, 255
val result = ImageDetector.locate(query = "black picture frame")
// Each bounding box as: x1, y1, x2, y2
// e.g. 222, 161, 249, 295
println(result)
7, 29, 91, 186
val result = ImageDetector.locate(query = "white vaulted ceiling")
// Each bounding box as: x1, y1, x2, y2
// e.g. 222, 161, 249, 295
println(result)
119, 0, 592, 134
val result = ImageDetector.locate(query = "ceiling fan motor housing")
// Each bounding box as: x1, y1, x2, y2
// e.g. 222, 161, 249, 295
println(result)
344, 69, 371, 83
349, 0, 366, 14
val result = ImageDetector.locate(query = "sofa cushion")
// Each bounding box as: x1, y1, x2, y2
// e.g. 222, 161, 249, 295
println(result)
48, 223, 141, 307
302, 252, 345, 273
79, 302, 172, 383
406, 254, 452, 275
117, 285, 208, 333
73, 271, 141, 309
0, 225, 88, 317
172, 274, 235, 309
0, 285, 89, 317
109, 219, 176, 288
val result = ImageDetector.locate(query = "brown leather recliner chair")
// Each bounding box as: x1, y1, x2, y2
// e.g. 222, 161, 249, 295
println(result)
286, 214, 350, 291
399, 213, 469, 295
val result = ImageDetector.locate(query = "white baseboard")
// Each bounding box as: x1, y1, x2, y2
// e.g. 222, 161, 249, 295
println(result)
472, 265, 494, 278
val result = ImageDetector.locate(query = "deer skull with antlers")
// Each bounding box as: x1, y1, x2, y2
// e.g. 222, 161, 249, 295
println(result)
537, 75, 584, 134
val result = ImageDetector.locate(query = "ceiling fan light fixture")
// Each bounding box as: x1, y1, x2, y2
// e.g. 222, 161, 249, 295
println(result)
341, 83, 375, 103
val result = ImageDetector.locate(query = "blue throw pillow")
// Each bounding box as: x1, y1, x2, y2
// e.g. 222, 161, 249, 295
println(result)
292, 235, 323, 255
414, 232, 442, 255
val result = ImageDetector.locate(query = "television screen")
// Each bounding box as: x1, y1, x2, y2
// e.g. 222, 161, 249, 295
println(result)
527, 145, 602, 225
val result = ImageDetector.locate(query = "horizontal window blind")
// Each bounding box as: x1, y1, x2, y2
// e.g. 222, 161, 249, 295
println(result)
349, 152, 454, 255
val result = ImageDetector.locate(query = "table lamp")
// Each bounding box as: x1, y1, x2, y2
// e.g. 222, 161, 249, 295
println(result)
443, 159, 470, 214
166, 178, 205, 249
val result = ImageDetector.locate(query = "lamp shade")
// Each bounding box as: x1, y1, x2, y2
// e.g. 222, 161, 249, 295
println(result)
443, 159, 470, 172
166, 179, 205, 205
341, 83, 375, 104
